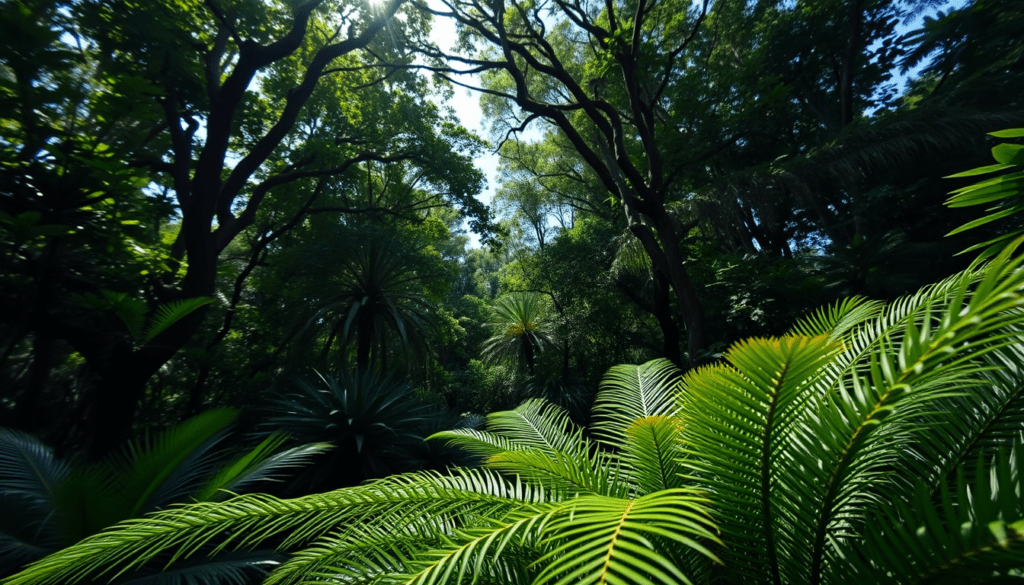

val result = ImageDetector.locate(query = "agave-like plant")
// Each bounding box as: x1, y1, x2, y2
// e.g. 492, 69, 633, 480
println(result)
258, 370, 465, 490
8, 238, 1024, 584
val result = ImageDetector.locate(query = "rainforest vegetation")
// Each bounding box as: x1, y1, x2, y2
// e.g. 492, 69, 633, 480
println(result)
1, 0, 1024, 582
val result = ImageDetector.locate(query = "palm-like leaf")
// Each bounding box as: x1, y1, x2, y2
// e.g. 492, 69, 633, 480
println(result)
0, 428, 70, 513
143, 298, 215, 343
681, 336, 841, 584
946, 128, 1024, 258
115, 550, 283, 585
845, 443, 1024, 584
194, 436, 332, 502
591, 359, 681, 447
0, 411, 324, 579
622, 416, 685, 495
481, 293, 553, 375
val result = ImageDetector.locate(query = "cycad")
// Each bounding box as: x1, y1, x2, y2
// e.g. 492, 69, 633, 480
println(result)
481, 292, 553, 376
9, 243, 1024, 584
4, 356, 716, 585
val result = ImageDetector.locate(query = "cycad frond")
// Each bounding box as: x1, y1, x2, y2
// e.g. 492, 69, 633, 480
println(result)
143, 298, 215, 343
786, 296, 882, 339
478, 399, 581, 457
111, 409, 238, 518
845, 443, 1024, 584
946, 128, 1024, 258
486, 448, 623, 497
432, 399, 614, 495
115, 550, 282, 585
0, 428, 70, 511
786, 242, 1024, 584
592, 359, 681, 447
4, 469, 552, 585
680, 336, 841, 584
622, 416, 685, 495
194, 437, 332, 502
532, 490, 719, 585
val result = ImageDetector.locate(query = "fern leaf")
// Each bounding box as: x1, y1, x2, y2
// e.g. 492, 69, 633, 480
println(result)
143, 298, 214, 343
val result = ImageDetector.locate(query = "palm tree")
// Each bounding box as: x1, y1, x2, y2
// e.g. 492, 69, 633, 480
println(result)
481, 292, 553, 376
294, 241, 438, 372
10, 237, 1024, 584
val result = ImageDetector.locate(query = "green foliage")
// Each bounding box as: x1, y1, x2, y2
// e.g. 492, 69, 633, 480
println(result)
946, 128, 1024, 257
258, 370, 458, 490
481, 293, 554, 375
12, 234, 1024, 584
0, 410, 328, 578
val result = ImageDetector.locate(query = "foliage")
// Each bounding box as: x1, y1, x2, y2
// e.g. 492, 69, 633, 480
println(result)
0, 409, 328, 579
0, 0, 490, 455
946, 128, 1024, 257
11, 235, 1024, 583
258, 370, 448, 490
481, 293, 554, 376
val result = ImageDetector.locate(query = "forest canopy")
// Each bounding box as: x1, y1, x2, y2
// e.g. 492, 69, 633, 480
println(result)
2, 0, 1024, 582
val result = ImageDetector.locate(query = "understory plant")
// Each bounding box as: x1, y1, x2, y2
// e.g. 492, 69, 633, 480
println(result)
0, 409, 329, 582
6, 235, 1024, 584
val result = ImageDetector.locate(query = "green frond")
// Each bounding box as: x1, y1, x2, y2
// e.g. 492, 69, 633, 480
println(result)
945, 129, 1024, 259
428, 428, 526, 459
0, 428, 69, 512
779, 244, 1024, 584
143, 298, 214, 343
680, 335, 841, 584
263, 487, 552, 585
4, 468, 554, 585
532, 490, 719, 585
883, 341, 1024, 503
433, 399, 615, 495
393, 505, 557, 585
844, 444, 1024, 584
486, 448, 624, 497
49, 409, 239, 542
428, 400, 581, 461
114, 409, 238, 518
623, 416, 685, 495
786, 296, 883, 339
481, 293, 553, 373
479, 399, 582, 457
115, 550, 282, 585
611, 235, 653, 281
195, 436, 332, 502
591, 359, 682, 447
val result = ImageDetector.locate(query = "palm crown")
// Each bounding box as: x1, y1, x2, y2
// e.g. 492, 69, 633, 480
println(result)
7, 235, 1024, 585
481, 292, 554, 376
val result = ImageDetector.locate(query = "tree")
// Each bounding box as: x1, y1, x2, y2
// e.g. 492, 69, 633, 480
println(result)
409, 0, 1022, 370
402, 0, 717, 364
481, 292, 554, 376
11, 239, 1024, 584
0, 0, 489, 455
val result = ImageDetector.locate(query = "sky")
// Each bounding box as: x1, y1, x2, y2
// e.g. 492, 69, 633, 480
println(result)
425, 8, 502, 248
